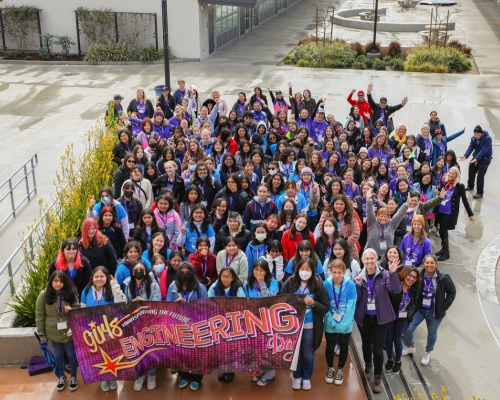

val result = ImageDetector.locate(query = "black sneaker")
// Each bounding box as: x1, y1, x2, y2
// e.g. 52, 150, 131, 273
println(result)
56, 376, 67, 391
384, 359, 395, 372
465, 186, 474, 191
69, 376, 78, 391
392, 362, 402, 375
334, 368, 343, 385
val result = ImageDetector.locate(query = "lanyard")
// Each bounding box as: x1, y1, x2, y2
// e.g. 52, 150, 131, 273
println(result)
181, 290, 189, 300
68, 268, 76, 283
135, 179, 142, 197
299, 284, 309, 294
199, 181, 206, 198
135, 285, 141, 297
367, 275, 375, 302
124, 200, 132, 214
157, 211, 169, 227
423, 276, 434, 295
94, 288, 103, 305
259, 202, 267, 220
332, 280, 343, 310
55, 290, 63, 315
407, 237, 420, 257
226, 252, 237, 267
380, 224, 386, 239
202, 258, 208, 275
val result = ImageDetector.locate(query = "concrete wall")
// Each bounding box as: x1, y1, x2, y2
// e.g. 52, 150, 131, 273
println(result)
0, 0, 203, 59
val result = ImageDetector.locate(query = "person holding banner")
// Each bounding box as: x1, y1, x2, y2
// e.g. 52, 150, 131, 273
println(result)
208, 267, 245, 383
280, 258, 329, 391
80, 266, 122, 391
354, 248, 401, 394
323, 259, 357, 386
112, 261, 161, 391
36, 271, 81, 392
166, 262, 208, 390
244, 260, 279, 386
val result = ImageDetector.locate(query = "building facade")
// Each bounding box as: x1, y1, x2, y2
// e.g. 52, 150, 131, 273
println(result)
0, 0, 301, 60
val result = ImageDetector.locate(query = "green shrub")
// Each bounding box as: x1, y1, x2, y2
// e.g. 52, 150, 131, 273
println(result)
365, 58, 374, 68
404, 60, 418, 72
333, 59, 346, 69
3, 51, 15, 59
382, 55, 392, 63
283, 55, 293, 64
291, 42, 357, 67
309, 60, 319, 68
322, 60, 334, 68
353, 61, 366, 70
38, 49, 51, 61
297, 59, 309, 67
386, 41, 403, 58
418, 62, 434, 73
24, 55, 33, 60
350, 41, 364, 56
55, 35, 76, 57
435, 64, 448, 73
356, 54, 367, 62
139, 46, 163, 63
390, 58, 405, 71
373, 58, 386, 70
406, 45, 471, 72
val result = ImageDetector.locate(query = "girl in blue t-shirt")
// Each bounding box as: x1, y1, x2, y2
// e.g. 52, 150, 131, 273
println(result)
177, 205, 215, 258
284, 240, 325, 281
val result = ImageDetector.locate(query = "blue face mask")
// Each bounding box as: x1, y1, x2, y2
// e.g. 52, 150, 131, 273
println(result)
153, 264, 165, 274
198, 174, 207, 179
189, 165, 196, 171
101, 196, 111, 205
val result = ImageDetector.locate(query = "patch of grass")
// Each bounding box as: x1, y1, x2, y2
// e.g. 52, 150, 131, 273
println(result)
322, 60, 334, 68
291, 42, 357, 67
406, 45, 471, 72
297, 59, 309, 67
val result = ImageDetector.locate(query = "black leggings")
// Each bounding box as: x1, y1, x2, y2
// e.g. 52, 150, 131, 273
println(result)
358, 314, 388, 375
325, 332, 351, 369
436, 212, 452, 240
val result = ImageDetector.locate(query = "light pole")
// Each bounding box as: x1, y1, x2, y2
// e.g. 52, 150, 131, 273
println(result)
161, 0, 171, 88
367, 0, 381, 58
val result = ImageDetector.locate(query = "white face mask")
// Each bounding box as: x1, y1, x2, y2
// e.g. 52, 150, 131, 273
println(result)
269, 169, 277, 176
324, 227, 335, 235
255, 233, 267, 241
299, 270, 312, 280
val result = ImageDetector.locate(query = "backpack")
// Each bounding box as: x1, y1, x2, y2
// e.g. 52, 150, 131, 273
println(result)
249, 200, 275, 214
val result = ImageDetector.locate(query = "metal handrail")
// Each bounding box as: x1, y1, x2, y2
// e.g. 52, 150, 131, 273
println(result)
0, 154, 38, 229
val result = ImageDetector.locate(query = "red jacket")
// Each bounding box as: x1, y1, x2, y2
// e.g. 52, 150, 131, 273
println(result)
281, 230, 316, 261
188, 251, 218, 285
347, 92, 373, 124
218, 136, 238, 156
156, 269, 169, 300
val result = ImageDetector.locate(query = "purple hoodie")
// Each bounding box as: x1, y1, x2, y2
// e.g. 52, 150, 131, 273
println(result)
354, 266, 401, 327
309, 119, 328, 142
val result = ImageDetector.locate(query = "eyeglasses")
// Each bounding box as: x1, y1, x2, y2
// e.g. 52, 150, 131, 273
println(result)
126, 160, 135, 164
197, 168, 207, 172
407, 274, 418, 281
133, 269, 146, 273
193, 211, 205, 215
221, 275, 233, 280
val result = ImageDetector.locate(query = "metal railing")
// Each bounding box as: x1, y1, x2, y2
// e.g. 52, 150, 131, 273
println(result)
0, 154, 38, 229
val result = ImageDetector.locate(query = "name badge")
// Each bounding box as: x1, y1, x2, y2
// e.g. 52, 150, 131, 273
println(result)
405, 260, 412, 266
333, 312, 342, 322
57, 321, 68, 331
406, 225, 412, 232
379, 240, 387, 250
398, 311, 408, 319
422, 299, 432, 307
367, 303, 376, 311
363, 216, 367, 224
129, 223, 134, 229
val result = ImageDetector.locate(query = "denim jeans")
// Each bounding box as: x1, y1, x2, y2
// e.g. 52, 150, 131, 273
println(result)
293, 328, 315, 380
52, 341, 78, 378
403, 309, 443, 351
385, 318, 409, 361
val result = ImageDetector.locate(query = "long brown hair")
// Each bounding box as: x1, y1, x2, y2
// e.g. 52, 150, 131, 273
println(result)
309, 150, 325, 174
85, 266, 113, 302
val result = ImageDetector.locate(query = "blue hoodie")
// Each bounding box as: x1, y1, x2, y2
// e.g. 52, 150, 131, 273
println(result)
245, 241, 268, 273
243, 196, 276, 232
115, 257, 152, 288
244, 279, 279, 298
323, 276, 357, 334
276, 192, 308, 214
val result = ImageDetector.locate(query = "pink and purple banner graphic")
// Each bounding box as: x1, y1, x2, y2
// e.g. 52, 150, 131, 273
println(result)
68, 295, 306, 384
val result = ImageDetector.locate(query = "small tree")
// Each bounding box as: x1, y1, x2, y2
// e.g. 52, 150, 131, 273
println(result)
55, 35, 76, 57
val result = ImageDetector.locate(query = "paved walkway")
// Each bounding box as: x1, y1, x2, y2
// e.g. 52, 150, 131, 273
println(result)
0, 0, 500, 398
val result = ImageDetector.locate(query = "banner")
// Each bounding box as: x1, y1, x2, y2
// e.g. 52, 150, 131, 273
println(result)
68, 294, 306, 384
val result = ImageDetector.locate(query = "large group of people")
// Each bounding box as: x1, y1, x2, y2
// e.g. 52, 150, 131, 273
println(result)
37, 81, 490, 393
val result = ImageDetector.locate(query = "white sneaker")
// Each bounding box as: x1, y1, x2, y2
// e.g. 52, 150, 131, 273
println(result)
292, 378, 302, 390
100, 381, 110, 391
421, 351, 432, 365
302, 379, 311, 390
134, 375, 145, 391
147, 375, 156, 390
402, 345, 416, 356
109, 380, 118, 390
325, 367, 335, 384
334, 344, 340, 356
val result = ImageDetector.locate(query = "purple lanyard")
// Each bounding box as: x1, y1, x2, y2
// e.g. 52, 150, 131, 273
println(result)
380, 224, 386, 239
94, 288, 103, 306
423, 276, 434, 294
199, 181, 205, 198
55, 290, 63, 315
167, 179, 174, 189
226, 252, 237, 267
124, 200, 131, 213
259, 202, 267, 220
135, 179, 142, 197
367, 276, 375, 302
135, 285, 141, 297
202, 258, 208, 275
407, 238, 420, 257
181, 290, 189, 300
332, 281, 343, 309
158, 211, 169, 227
401, 286, 410, 307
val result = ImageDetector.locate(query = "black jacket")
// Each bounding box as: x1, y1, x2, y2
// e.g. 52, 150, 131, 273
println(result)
133, 226, 167, 254
113, 165, 131, 199
79, 240, 118, 274
191, 176, 222, 210
389, 283, 420, 322
436, 183, 473, 230
367, 94, 404, 127
117, 195, 143, 232
214, 189, 249, 216
99, 226, 126, 259
157, 94, 175, 118
280, 276, 329, 351
127, 98, 154, 119
152, 173, 185, 204
112, 142, 130, 166
214, 225, 254, 254
249, 93, 269, 108
340, 163, 363, 185
416, 268, 456, 319
47, 256, 92, 298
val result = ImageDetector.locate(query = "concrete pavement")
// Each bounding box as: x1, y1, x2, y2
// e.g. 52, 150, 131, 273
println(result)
0, 0, 500, 397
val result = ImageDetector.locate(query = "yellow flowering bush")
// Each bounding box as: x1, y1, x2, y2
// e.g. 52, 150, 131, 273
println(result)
10, 117, 117, 327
